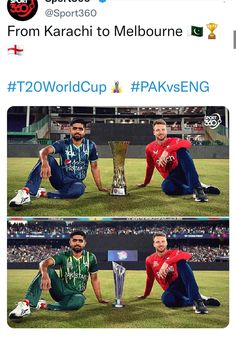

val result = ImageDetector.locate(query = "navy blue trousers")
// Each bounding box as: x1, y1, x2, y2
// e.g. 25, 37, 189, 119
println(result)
25, 156, 85, 199
161, 148, 201, 195
161, 260, 201, 307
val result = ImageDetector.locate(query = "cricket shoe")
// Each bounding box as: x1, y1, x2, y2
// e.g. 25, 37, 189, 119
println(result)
9, 189, 31, 208
35, 187, 47, 198
193, 299, 208, 314
36, 299, 47, 310
9, 300, 31, 320
201, 294, 221, 307
201, 183, 221, 195
193, 187, 208, 202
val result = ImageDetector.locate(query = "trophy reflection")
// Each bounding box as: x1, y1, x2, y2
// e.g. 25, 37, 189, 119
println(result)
207, 23, 217, 39
112, 262, 126, 308
108, 141, 129, 196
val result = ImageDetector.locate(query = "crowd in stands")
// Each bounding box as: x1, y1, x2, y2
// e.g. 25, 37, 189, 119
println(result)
7, 222, 229, 237
7, 244, 229, 263
8, 245, 64, 263
8, 221, 229, 263
180, 245, 229, 262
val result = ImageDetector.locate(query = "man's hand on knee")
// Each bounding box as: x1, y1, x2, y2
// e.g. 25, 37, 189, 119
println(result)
158, 150, 169, 167
40, 161, 52, 179
158, 262, 169, 279
40, 273, 52, 290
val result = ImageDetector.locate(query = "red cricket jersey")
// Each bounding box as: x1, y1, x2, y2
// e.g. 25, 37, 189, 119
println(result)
144, 138, 191, 184
144, 249, 192, 296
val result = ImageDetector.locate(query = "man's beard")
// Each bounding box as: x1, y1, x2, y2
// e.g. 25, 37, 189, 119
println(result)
72, 134, 83, 141
156, 135, 167, 142
72, 246, 83, 253
156, 247, 166, 254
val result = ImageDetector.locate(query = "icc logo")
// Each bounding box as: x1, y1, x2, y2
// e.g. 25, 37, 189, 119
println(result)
117, 251, 128, 261
7, 0, 38, 21
204, 113, 222, 129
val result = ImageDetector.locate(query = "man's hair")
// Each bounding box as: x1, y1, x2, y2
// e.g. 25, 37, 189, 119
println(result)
70, 118, 87, 128
70, 230, 86, 240
153, 119, 167, 127
153, 231, 167, 240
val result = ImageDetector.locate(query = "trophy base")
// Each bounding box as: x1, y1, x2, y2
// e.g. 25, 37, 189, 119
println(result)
110, 187, 128, 196
208, 34, 216, 39
112, 303, 125, 308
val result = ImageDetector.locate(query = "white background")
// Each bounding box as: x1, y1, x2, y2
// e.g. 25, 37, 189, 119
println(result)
0, 0, 235, 336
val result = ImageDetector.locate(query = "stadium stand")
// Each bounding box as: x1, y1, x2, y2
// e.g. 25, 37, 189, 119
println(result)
7, 219, 229, 270
7, 106, 229, 158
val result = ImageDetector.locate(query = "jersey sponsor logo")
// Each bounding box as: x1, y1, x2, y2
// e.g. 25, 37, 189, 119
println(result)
153, 150, 159, 155
65, 271, 88, 281
153, 261, 159, 267
65, 271, 79, 280
156, 155, 175, 165
64, 160, 87, 173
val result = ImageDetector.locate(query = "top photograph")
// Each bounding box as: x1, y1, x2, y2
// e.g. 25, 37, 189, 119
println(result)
7, 106, 229, 217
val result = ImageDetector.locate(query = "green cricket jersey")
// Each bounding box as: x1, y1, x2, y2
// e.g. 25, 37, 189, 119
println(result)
52, 250, 98, 293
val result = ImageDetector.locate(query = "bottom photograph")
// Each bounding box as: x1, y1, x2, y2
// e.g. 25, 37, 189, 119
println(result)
7, 217, 229, 328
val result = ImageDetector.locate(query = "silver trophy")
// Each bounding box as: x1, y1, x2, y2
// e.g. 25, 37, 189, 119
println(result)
108, 141, 129, 196
112, 262, 126, 308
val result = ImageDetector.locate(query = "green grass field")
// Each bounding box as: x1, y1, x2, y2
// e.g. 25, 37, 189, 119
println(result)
7, 158, 229, 217
7, 269, 229, 328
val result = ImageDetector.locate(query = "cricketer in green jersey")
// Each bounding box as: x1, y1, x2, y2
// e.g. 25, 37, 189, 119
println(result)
9, 230, 109, 319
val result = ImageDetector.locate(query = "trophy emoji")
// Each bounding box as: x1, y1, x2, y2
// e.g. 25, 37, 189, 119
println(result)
112, 262, 126, 308
108, 141, 129, 196
207, 23, 218, 39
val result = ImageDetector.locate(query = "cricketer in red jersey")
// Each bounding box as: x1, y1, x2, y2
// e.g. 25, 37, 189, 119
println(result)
138, 232, 221, 314
138, 119, 220, 202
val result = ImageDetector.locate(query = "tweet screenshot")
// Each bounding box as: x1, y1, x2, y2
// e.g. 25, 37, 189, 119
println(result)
1, 0, 235, 336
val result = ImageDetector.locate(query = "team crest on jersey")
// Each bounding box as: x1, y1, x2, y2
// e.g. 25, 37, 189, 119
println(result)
153, 261, 159, 267
65, 149, 76, 157
67, 260, 73, 269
